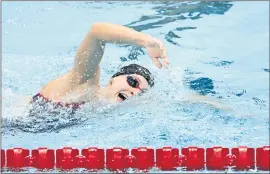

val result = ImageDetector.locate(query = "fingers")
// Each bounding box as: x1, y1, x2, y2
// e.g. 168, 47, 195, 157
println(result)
161, 47, 169, 68
149, 39, 170, 69
162, 57, 169, 68
152, 58, 162, 69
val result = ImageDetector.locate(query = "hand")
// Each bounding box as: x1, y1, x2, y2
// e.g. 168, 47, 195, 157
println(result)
145, 37, 169, 69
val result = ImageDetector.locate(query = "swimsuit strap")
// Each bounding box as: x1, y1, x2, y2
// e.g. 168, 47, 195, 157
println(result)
32, 93, 85, 109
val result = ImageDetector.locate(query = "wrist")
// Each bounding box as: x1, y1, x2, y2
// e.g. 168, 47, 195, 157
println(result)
144, 35, 161, 49
143, 34, 155, 48
135, 34, 154, 48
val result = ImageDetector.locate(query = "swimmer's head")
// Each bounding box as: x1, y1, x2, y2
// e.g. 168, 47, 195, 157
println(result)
104, 64, 154, 103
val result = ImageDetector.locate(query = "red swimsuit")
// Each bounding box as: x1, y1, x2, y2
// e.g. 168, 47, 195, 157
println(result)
32, 93, 85, 110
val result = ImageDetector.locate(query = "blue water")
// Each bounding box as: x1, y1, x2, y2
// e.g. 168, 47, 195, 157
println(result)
2, 1, 269, 172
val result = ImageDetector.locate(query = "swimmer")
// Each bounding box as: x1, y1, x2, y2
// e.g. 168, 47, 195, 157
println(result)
27, 22, 235, 114
29, 22, 169, 109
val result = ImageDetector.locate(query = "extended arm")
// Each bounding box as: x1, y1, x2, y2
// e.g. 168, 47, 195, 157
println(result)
72, 22, 168, 85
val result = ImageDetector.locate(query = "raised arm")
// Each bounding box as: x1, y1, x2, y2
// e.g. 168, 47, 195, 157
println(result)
72, 22, 169, 85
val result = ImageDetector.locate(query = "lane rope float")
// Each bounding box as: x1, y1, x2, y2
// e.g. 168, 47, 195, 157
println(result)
1, 146, 269, 171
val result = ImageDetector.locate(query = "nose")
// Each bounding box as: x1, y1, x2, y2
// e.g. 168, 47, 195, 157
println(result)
130, 87, 141, 96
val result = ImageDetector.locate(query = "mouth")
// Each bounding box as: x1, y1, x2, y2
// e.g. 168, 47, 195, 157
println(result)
118, 92, 127, 101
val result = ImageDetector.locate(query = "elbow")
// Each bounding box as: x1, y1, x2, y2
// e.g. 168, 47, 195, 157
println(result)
93, 22, 108, 26
89, 22, 107, 36
89, 22, 114, 42
88, 22, 106, 40
91, 22, 105, 30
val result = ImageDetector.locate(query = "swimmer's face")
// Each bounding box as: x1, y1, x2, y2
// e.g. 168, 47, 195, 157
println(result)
106, 74, 149, 103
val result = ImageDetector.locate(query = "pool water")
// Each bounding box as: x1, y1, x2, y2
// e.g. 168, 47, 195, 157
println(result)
2, 1, 269, 172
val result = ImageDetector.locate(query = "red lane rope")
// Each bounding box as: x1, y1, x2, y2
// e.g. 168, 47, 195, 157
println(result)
1, 146, 269, 171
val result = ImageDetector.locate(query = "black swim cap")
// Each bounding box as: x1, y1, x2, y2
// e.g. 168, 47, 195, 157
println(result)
111, 64, 154, 87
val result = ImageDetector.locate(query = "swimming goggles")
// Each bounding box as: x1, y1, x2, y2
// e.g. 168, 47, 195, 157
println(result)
127, 75, 141, 90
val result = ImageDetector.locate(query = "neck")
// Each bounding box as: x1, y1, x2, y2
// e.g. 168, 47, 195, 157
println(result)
97, 87, 110, 100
